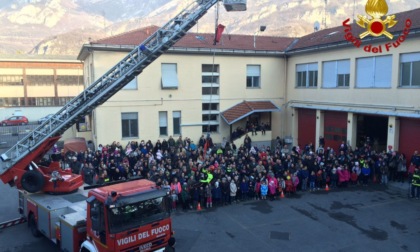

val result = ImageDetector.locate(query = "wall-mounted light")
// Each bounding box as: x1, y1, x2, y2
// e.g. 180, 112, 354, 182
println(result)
316, 116, 319, 119
291, 113, 294, 117
348, 120, 351, 123
389, 124, 393, 128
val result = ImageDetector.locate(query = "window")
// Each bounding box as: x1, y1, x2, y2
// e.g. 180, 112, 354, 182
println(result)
26, 97, 36, 106
296, 63, 318, 87
356, 55, 392, 88
202, 87, 219, 95
202, 65, 219, 85
173, 111, 181, 135
122, 113, 138, 138
322, 60, 350, 88
202, 103, 218, 110
159, 111, 168, 136
37, 97, 53, 106
107, 196, 169, 234
202, 76, 219, 83
202, 114, 218, 121
400, 52, 420, 87
202, 125, 218, 133
202, 65, 219, 73
202, 65, 220, 133
247, 65, 260, 88
123, 76, 138, 90
0, 97, 21, 106
161, 63, 179, 89
56, 75, 83, 85
0, 75, 23, 86
57, 97, 73, 106
26, 75, 54, 86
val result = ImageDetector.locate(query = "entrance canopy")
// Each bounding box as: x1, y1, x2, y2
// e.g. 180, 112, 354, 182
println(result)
221, 100, 280, 125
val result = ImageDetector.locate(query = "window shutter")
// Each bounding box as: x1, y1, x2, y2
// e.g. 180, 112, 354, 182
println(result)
322, 61, 336, 88
159, 112, 167, 127
374, 55, 392, 87
356, 57, 374, 87
247, 65, 260, 76
337, 60, 350, 74
161, 63, 179, 89
401, 52, 420, 63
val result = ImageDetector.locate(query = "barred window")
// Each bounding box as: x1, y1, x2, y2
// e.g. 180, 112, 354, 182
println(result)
26, 75, 54, 85
0, 75, 23, 86
56, 75, 83, 85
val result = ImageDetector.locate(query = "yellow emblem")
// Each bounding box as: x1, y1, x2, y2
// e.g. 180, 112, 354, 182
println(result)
357, 0, 397, 39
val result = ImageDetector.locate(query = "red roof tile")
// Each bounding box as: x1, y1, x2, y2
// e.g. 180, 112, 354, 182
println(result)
289, 7, 420, 52
89, 8, 420, 55
221, 101, 280, 125
93, 25, 294, 51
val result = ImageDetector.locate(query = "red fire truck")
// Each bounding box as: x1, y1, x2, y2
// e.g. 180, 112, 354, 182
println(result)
0, 1, 246, 251
20, 178, 172, 252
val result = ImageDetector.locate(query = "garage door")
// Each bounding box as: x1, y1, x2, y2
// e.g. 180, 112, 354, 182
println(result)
399, 118, 420, 158
298, 109, 316, 148
324, 111, 347, 150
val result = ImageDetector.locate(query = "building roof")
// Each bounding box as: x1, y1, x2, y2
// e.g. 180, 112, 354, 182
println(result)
86, 25, 295, 52
221, 100, 280, 125
0, 54, 80, 63
77, 25, 295, 60
288, 7, 420, 53
78, 7, 420, 60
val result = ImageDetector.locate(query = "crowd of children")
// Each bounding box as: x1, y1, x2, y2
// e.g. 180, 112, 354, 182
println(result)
60, 133, 419, 211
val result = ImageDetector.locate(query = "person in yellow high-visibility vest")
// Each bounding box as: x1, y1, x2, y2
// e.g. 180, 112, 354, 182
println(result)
200, 167, 213, 184
411, 167, 420, 199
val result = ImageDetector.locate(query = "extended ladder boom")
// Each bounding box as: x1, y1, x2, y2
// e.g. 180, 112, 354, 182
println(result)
0, 0, 246, 176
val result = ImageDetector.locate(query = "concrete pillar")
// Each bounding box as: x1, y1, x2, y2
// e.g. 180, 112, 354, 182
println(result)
387, 116, 400, 151
347, 112, 358, 148
291, 108, 299, 146
315, 110, 324, 149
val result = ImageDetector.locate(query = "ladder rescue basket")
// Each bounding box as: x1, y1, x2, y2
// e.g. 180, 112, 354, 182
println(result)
223, 0, 247, 12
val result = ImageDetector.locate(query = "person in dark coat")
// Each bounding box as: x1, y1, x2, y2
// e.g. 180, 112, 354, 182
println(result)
240, 178, 249, 201
221, 178, 230, 205
212, 181, 222, 206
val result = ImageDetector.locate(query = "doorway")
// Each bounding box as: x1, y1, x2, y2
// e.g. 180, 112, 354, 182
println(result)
356, 115, 388, 151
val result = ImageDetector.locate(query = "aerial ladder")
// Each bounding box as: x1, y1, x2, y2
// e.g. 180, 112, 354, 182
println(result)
0, 0, 246, 194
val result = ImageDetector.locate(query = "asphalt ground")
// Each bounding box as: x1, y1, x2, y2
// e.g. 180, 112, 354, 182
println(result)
0, 181, 418, 252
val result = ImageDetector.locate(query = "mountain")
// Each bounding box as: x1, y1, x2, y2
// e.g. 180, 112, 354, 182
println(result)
0, 0, 418, 56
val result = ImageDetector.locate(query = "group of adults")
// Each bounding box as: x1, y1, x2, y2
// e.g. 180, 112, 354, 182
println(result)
61, 132, 420, 207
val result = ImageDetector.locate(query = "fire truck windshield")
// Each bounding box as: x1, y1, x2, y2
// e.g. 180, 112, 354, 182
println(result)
107, 196, 170, 234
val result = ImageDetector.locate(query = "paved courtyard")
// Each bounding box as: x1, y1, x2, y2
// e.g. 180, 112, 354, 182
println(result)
0, 182, 418, 252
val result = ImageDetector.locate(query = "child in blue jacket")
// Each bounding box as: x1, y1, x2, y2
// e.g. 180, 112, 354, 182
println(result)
260, 180, 268, 200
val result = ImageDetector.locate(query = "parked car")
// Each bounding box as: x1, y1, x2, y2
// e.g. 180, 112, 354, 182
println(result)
1, 116, 29, 126
38, 114, 54, 124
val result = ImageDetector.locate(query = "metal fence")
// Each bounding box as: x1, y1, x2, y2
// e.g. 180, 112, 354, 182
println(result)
0, 124, 40, 149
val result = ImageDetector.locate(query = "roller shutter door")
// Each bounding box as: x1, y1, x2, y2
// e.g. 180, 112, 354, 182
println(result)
298, 109, 316, 147
399, 118, 420, 158
324, 111, 347, 150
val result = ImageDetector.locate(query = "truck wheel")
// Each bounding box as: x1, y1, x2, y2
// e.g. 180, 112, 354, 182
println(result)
29, 214, 41, 237
21, 170, 45, 193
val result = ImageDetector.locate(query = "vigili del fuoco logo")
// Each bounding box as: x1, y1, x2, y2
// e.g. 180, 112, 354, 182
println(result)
342, 0, 412, 53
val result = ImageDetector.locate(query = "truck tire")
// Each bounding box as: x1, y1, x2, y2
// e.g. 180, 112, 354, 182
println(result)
29, 214, 41, 237
21, 170, 45, 193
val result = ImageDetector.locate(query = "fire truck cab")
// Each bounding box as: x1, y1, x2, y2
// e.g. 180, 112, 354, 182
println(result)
19, 179, 171, 252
